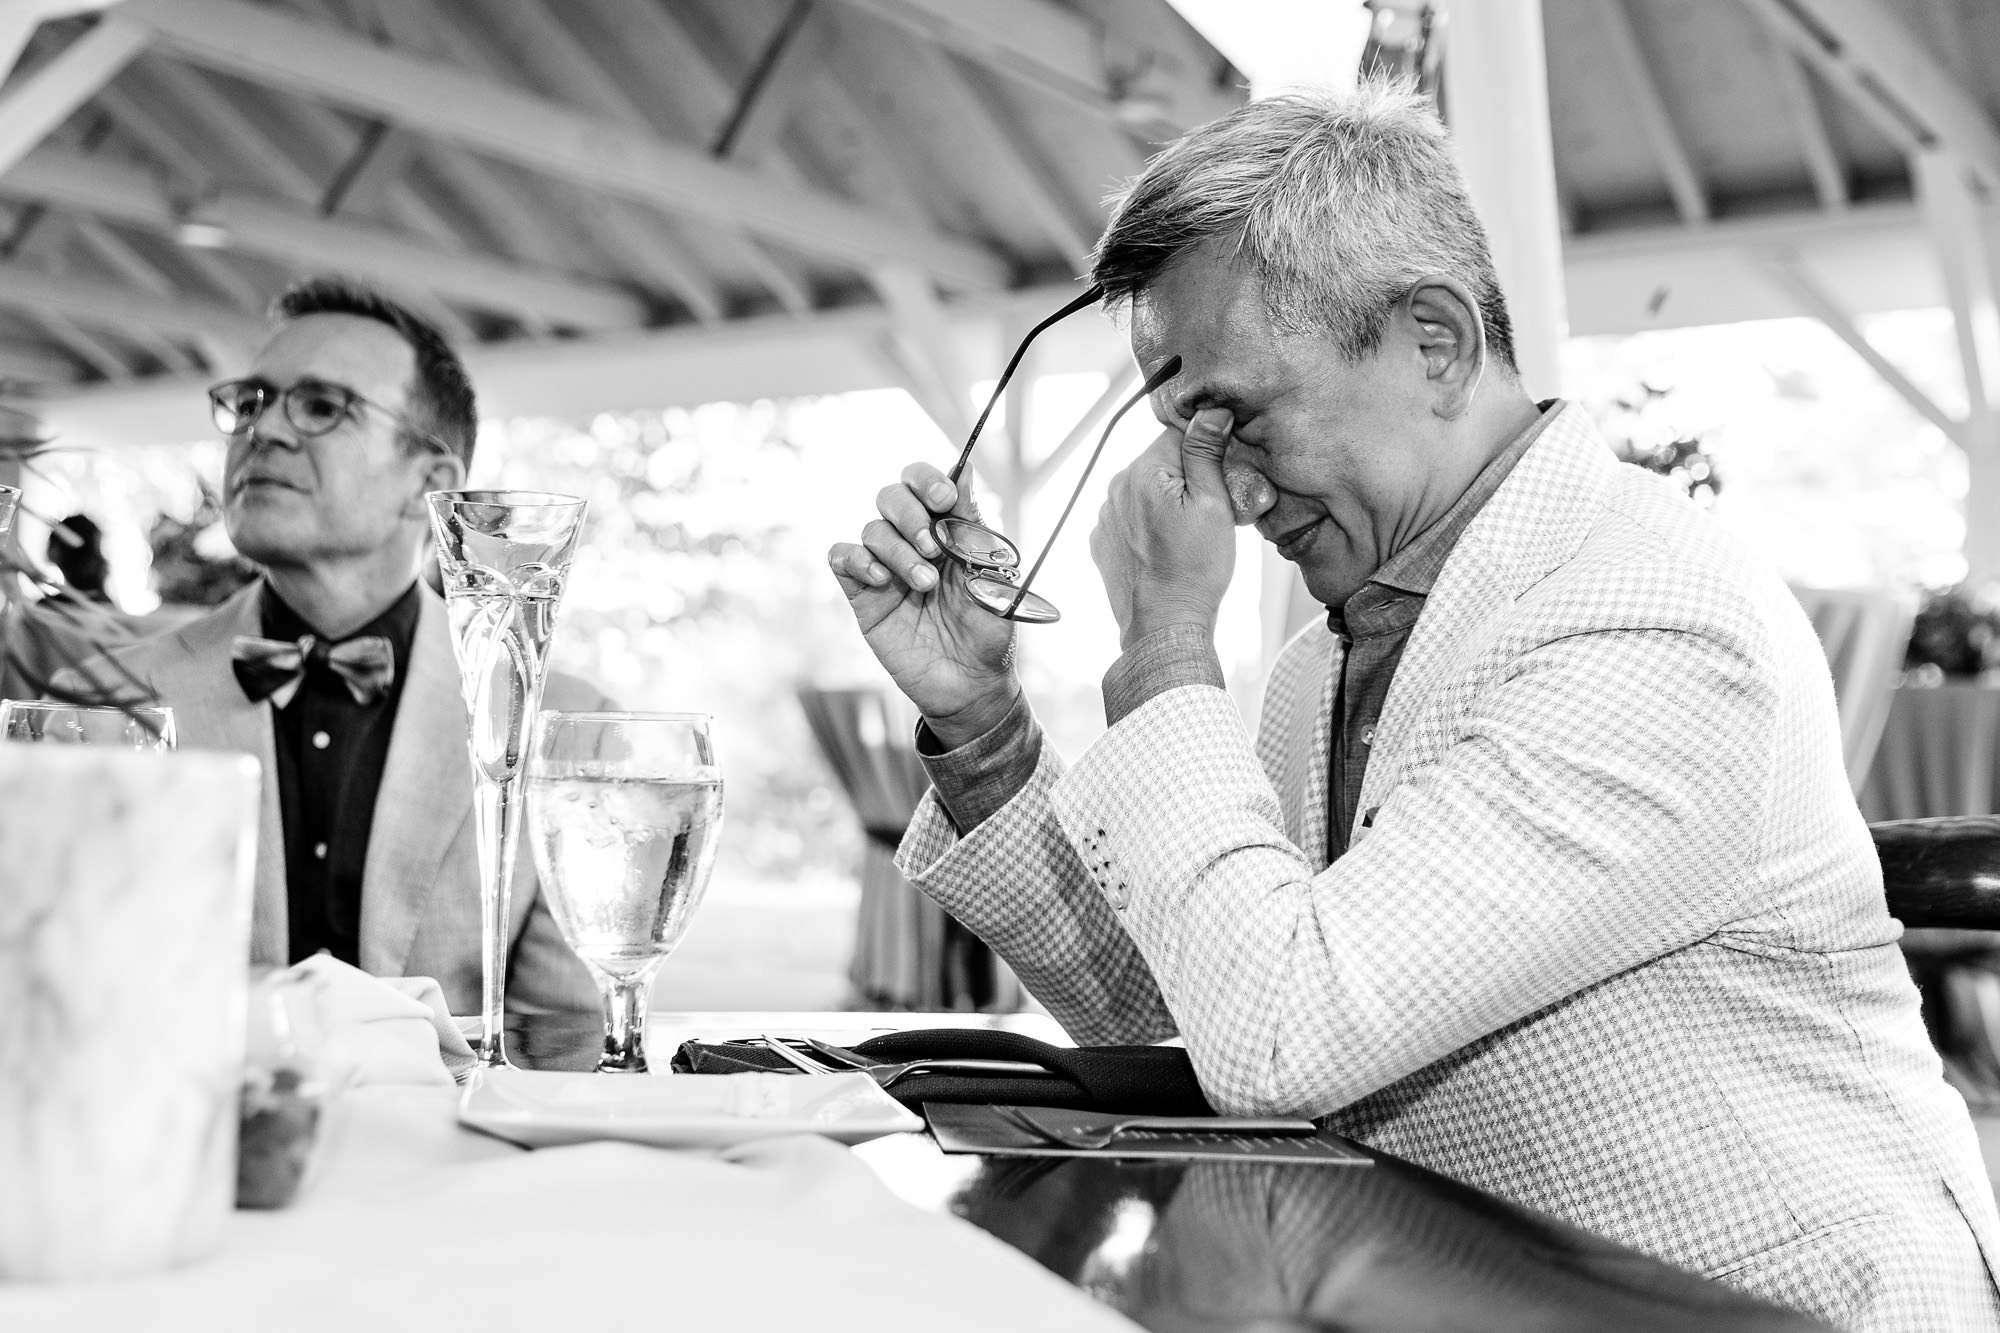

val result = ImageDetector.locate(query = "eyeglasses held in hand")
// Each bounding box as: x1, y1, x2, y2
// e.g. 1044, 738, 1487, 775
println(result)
207, 377, 457, 458
932, 285, 1182, 625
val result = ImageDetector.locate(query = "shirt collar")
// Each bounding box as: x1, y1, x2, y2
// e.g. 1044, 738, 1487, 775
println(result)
260, 579, 423, 669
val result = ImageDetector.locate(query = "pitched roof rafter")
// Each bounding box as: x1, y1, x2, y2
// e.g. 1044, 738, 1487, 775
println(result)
119, 0, 1008, 291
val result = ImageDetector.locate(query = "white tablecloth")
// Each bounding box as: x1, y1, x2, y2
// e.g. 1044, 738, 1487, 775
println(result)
0, 1085, 1134, 1333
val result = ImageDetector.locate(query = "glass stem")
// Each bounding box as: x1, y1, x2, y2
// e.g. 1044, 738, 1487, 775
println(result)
600, 976, 650, 1073
470, 774, 521, 1068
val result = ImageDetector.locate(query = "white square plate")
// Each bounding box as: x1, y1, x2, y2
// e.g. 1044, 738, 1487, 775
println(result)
458, 1067, 924, 1149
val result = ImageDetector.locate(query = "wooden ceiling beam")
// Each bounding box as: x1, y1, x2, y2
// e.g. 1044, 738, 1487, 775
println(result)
1739, 0, 2000, 190
435, 0, 809, 318
0, 337, 81, 383
123, 0, 1008, 291
1765, 42, 1848, 209
31, 308, 130, 381
380, 0, 729, 323
2, 148, 654, 330
711, 0, 826, 162
2, 3, 129, 83
949, 58, 1098, 268
831, 0, 1107, 123
1758, 246, 1962, 441
126, 56, 320, 203
0, 260, 269, 343
0, 14, 151, 176
1587, 0, 1708, 225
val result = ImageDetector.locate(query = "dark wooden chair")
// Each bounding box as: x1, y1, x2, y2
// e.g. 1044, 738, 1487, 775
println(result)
1873, 816, 2000, 930
1872, 817, 2000, 1101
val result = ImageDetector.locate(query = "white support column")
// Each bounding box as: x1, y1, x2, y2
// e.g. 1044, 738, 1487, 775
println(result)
1915, 151, 2000, 579
1441, 0, 1570, 399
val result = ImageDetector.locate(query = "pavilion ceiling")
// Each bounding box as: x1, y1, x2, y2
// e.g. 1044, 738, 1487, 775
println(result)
0, 0, 1242, 396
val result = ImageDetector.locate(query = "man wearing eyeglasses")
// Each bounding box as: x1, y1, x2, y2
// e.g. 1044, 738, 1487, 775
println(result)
832, 84, 1998, 1330
87, 277, 606, 1015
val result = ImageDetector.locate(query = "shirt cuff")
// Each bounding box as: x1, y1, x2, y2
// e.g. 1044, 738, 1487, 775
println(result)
915, 692, 1043, 834
1101, 624, 1226, 727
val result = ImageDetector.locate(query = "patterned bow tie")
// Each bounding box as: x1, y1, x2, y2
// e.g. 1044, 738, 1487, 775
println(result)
231, 634, 396, 709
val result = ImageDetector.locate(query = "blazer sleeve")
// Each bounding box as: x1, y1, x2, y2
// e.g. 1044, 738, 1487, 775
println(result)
897, 740, 1178, 1045
1051, 623, 1778, 1117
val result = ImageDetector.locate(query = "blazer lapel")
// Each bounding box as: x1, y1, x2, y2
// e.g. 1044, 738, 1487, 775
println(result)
358, 585, 473, 977
121, 582, 289, 964
1358, 404, 1617, 820
1279, 625, 1340, 872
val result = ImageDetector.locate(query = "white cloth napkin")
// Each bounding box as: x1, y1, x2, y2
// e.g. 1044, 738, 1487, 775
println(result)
252, 955, 476, 1089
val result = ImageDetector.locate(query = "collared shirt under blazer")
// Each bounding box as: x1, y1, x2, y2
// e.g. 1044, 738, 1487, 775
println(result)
92, 580, 606, 1015
897, 403, 2000, 1332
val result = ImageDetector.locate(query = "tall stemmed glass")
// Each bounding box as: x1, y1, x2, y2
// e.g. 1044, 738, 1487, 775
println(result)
0, 483, 18, 535
527, 712, 723, 1073
427, 490, 587, 1068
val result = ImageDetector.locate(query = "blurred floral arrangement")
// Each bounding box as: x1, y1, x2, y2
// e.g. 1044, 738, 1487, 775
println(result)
1595, 378, 1723, 508
146, 480, 257, 607
0, 430, 162, 721
1903, 584, 2000, 683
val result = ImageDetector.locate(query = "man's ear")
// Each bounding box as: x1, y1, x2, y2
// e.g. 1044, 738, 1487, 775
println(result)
406, 451, 466, 519
1404, 276, 1487, 421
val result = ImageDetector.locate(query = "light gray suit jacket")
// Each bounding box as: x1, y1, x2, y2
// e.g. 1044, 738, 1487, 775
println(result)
901, 404, 2000, 1331
96, 580, 607, 1015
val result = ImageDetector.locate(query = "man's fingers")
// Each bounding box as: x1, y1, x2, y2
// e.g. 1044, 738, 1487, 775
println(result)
1179, 407, 1234, 497
897, 463, 981, 523
827, 541, 893, 594
861, 517, 940, 591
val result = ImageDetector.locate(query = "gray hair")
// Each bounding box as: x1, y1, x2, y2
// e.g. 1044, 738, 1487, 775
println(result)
1091, 80, 1516, 371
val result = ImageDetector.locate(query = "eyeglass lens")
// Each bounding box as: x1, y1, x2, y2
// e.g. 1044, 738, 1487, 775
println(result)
209, 379, 356, 438
933, 283, 1185, 625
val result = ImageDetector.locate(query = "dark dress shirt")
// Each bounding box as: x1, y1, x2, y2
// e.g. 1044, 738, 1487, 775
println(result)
920, 401, 1562, 855
260, 582, 421, 965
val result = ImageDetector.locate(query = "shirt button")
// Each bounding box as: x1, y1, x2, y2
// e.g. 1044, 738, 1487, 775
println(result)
1361, 725, 1376, 746
313, 842, 328, 859
311, 731, 331, 750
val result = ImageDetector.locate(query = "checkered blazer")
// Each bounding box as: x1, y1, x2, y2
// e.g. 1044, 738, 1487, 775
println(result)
900, 403, 2000, 1331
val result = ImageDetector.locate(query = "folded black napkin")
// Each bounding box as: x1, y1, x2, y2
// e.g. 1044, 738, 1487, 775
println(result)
671, 1028, 1214, 1116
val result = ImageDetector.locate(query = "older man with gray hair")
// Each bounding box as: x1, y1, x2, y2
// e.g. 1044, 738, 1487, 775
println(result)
832, 83, 2000, 1330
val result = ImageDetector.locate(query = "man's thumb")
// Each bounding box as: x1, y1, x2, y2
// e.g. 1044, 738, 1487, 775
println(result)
1181, 406, 1233, 495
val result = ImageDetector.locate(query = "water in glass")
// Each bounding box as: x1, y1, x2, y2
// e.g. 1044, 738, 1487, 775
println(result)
527, 712, 722, 1073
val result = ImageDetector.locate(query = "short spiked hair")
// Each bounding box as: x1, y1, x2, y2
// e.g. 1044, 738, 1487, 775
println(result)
1091, 79, 1516, 372
272, 277, 478, 465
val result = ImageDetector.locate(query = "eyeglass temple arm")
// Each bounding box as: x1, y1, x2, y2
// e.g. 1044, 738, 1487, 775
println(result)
1004, 354, 1184, 618
947, 285, 1106, 487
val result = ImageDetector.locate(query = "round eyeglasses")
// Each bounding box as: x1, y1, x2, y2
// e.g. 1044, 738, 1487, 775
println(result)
207, 377, 456, 456
931, 285, 1182, 625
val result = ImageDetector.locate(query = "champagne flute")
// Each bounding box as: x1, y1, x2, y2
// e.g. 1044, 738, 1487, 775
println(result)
526, 712, 723, 1073
427, 490, 587, 1068
0, 700, 175, 751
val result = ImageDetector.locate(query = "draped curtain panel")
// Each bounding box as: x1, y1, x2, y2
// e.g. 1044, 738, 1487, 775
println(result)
1789, 585, 1915, 794
797, 686, 1020, 1012
1860, 683, 2000, 822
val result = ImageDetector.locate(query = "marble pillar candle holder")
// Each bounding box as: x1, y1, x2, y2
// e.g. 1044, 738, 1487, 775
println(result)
0, 744, 259, 1281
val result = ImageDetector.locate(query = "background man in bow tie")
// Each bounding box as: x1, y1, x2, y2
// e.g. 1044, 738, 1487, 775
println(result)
92, 276, 606, 1014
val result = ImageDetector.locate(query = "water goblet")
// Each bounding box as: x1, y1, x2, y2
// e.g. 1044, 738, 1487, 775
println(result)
427, 489, 587, 1068
526, 712, 723, 1073
0, 700, 176, 751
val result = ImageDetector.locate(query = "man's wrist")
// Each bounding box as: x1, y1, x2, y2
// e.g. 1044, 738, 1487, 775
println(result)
923, 682, 1023, 751
1120, 605, 1217, 654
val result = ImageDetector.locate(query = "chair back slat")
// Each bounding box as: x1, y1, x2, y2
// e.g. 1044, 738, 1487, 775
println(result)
1871, 816, 2000, 930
